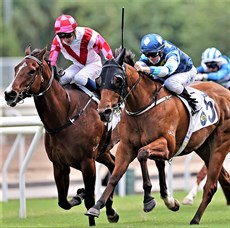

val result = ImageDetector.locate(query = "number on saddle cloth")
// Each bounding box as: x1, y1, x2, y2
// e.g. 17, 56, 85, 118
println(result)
179, 87, 219, 132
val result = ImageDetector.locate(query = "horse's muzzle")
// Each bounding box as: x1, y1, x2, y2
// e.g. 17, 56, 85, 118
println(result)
99, 108, 113, 123
4, 90, 19, 107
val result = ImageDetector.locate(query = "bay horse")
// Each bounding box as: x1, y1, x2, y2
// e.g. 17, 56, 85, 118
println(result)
85, 48, 230, 225
4, 46, 120, 226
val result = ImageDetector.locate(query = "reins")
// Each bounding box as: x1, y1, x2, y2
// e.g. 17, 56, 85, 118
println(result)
45, 95, 93, 135
24, 54, 94, 135
119, 68, 172, 116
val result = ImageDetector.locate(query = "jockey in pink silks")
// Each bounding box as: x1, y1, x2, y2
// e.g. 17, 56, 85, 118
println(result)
49, 14, 113, 91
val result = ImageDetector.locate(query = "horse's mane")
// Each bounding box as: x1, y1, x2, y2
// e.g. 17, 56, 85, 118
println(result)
114, 47, 136, 67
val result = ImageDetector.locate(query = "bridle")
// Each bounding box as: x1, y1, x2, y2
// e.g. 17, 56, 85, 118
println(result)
22, 55, 55, 97
101, 63, 141, 110
101, 62, 172, 116
124, 71, 172, 116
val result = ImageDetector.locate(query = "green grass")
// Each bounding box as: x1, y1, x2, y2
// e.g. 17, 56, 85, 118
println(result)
1, 190, 229, 228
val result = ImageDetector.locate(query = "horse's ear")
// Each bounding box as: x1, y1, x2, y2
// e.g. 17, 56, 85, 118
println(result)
25, 45, 31, 55
37, 47, 47, 61
115, 47, 126, 66
100, 50, 107, 65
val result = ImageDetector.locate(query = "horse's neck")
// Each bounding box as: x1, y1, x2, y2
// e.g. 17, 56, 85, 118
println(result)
125, 66, 159, 111
34, 79, 70, 130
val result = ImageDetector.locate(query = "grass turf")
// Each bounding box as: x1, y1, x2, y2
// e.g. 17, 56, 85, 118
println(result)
1, 189, 229, 227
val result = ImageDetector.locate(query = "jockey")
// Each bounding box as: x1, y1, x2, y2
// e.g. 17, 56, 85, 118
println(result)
135, 33, 202, 114
195, 47, 230, 90
49, 14, 113, 92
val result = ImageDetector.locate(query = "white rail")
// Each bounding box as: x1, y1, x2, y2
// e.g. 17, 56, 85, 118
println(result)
0, 115, 125, 219
1, 116, 44, 218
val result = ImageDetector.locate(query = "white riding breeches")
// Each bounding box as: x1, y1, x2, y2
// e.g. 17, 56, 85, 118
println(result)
59, 61, 102, 86
164, 66, 197, 94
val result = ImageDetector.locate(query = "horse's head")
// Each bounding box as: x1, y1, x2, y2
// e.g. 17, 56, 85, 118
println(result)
97, 48, 127, 122
4, 46, 51, 107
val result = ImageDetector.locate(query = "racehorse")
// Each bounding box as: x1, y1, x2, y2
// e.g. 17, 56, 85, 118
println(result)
85, 47, 230, 225
4, 46, 120, 226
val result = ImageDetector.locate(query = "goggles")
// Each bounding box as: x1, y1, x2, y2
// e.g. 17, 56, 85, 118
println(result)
143, 52, 160, 58
205, 62, 218, 69
58, 32, 74, 39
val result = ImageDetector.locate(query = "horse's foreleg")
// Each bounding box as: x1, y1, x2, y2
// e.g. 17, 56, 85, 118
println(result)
155, 160, 180, 211
53, 164, 71, 210
97, 152, 119, 223
137, 147, 155, 212
81, 159, 96, 226
137, 137, 177, 212
85, 143, 135, 220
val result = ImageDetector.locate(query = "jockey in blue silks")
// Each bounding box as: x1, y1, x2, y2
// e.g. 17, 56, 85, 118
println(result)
195, 47, 230, 90
135, 33, 202, 114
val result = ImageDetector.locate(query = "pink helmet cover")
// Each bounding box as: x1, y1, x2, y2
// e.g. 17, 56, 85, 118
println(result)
54, 15, 78, 34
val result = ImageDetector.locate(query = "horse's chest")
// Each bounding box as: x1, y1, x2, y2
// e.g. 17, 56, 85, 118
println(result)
45, 139, 84, 167
126, 124, 156, 147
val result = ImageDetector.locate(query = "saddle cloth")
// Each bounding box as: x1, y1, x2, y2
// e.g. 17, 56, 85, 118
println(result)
175, 86, 219, 156
182, 86, 219, 132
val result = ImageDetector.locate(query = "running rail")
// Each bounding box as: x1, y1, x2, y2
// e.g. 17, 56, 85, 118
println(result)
1, 116, 43, 218
0, 116, 126, 219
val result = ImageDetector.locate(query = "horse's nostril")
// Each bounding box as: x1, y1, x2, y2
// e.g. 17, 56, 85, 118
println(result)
99, 108, 113, 123
104, 108, 112, 116
5, 90, 17, 100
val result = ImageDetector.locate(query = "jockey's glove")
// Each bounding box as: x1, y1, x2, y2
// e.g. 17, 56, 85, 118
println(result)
195, 73, 208, 81
53, 65, 65, 81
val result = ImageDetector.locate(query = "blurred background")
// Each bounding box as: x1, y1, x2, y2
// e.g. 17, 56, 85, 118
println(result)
1, 0, 230, 89
1, 0, 230, 200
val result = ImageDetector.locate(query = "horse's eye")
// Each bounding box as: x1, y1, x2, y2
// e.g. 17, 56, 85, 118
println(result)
29, 69, 36, 75
113, 75, 123, 87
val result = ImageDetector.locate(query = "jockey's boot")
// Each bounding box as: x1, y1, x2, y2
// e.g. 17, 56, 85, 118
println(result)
85, 78, 101, 98
180, 88, 202, 115
85, 78, 97, 92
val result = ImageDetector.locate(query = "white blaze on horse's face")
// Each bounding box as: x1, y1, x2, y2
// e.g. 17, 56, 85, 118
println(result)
16, 62, 27, 77
5, 62, 28, 93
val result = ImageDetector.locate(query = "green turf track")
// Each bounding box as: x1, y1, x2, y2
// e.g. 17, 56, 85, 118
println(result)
1, 189, 229, 227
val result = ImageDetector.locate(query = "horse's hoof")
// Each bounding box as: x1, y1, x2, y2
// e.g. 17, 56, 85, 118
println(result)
85, 207, 100, 218
170, 199, 180, 211
182, 197, 194, 205
190, 218, 199, 225
107, 209, 119, 223
144, 198, 156, 212
163, 197, 180, 212
58, 202, 71, 210
69, 195, 83, 207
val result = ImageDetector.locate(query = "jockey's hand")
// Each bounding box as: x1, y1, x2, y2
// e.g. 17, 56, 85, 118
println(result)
195, 73, 208, 81
134, 63, 150, 74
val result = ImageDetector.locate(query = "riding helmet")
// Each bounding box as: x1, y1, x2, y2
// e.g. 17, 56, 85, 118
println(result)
54, 14, 78, 34
201, 47, 222, 63
140, 34, 165, 53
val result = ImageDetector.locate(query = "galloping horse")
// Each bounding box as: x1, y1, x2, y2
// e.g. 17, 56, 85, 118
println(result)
4, 46, 120, 226
85, 48, 230, 225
